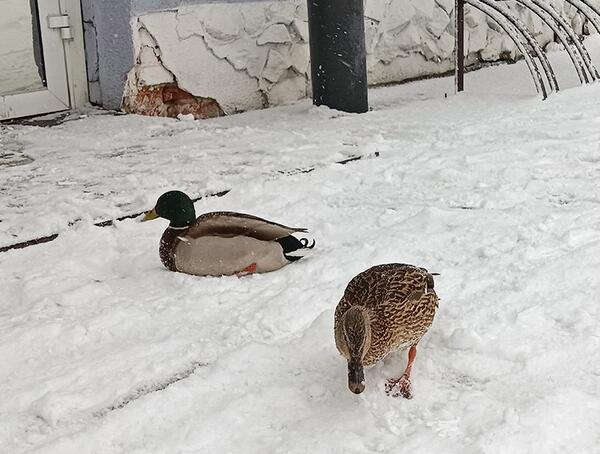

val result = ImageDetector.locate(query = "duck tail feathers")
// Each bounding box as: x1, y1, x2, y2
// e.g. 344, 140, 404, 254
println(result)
277, 236, 315, 262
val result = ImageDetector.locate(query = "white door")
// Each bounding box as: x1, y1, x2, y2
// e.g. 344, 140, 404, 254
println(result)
0, 0, 80, 119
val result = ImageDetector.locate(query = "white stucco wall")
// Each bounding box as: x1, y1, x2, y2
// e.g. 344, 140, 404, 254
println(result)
123, 0, 595, 115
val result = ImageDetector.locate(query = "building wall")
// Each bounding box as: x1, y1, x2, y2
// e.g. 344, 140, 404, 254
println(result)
82, 0, 594, 115
81, 0, 133, 109
81, 0, 263, 110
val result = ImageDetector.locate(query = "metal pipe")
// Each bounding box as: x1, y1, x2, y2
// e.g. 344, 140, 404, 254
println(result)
456, 0, 465, 92
575, 0, 600, 30
306, 0, 368, 113
514, 0, 599, 81
480, 0, 559, 92
564, 0, 600, 36
466, 0, 548, 98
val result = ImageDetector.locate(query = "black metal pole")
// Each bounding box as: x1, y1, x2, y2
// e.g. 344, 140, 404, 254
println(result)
307, 0, 368, 113
455, 0, 465, 92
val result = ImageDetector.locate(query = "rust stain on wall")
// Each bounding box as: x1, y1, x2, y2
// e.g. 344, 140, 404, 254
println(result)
123, 84, 224, 119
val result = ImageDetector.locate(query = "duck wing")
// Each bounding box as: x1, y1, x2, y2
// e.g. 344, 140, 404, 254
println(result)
378, 264, 439, 324
186, 211, 308, 241
383, 264, 436, 303
339, 264, 436, 312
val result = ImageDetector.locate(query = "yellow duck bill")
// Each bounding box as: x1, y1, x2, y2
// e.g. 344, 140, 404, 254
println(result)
142, 209, 159, 221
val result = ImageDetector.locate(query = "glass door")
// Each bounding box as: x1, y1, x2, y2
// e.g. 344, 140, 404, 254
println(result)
0, 0, 70, 119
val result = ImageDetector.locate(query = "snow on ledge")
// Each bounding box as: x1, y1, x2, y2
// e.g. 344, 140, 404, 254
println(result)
123, 0, 594, 116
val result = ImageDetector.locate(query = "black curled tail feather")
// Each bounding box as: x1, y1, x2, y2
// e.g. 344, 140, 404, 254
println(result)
276, 236, 315, 262
299, 238, 316, 249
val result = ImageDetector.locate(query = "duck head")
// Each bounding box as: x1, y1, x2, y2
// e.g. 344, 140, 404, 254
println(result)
338, 307, 371, 394
142, 191, 196, 228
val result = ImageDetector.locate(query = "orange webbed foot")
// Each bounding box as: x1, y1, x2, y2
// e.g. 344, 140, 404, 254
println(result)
236, 263, 257, 277
385, 374, 413, 399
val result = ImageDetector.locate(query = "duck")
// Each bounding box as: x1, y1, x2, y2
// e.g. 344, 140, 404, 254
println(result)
334, 263, 439, 398
142, 190, 315, 276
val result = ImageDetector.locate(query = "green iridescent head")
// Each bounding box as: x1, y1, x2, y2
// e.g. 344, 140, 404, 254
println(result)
143, 190, 196, 228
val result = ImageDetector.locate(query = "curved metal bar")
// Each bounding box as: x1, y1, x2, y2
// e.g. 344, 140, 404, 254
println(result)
507, 0, 588, 84
480, 0, 558, 92
526, 0, 599, 81
564, 0, 600, 35
579, 0, 600, 17
466, 0, 548, 98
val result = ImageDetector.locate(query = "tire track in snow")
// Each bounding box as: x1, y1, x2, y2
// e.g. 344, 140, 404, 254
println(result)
0, 153, 379, 254
93, 360, 208, 418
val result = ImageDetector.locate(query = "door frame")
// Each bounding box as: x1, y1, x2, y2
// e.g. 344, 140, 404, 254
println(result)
0, 0, 88, 120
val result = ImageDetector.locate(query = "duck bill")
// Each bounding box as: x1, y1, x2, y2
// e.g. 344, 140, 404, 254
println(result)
142, 209, 159, 222
347, 361, 365, 394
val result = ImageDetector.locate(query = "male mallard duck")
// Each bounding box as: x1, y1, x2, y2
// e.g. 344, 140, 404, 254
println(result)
334, 264, 439, 398
142, 190, 315, 276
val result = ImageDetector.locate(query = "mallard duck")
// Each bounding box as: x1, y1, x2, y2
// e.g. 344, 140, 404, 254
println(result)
334, 264, 439, 398
142, 190, 315, 276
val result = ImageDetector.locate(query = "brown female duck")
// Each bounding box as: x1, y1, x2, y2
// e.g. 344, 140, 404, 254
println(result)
142, 191, 314, 276
334, 263, 439, 398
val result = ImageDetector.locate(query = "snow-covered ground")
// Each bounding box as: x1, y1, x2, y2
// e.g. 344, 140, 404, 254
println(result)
0, 0, 44, 96
2, 37, 600, 453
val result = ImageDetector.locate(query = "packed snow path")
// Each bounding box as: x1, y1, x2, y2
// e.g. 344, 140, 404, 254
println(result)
1, 39, 600, 453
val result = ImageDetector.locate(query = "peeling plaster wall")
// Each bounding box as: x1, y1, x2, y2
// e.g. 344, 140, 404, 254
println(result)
123, 0, 595, 115
81, 0, 275, 110
125, 1, 310, 115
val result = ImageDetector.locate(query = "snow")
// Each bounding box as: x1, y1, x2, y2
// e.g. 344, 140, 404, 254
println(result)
2, 37, 600, 453
0, 0, 45, 96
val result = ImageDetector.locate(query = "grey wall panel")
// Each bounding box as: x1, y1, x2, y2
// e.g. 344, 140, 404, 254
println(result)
81, 0, 134, 109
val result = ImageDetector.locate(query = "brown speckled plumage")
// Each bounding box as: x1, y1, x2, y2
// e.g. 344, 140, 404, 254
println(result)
335, 264, 439, 365
159, 227, 183, 272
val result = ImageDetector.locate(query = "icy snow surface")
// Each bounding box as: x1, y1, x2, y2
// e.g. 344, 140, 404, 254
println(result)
1, 38, 600, 453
